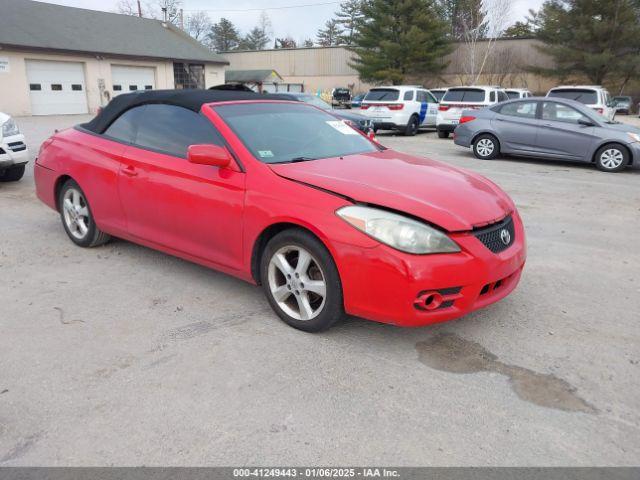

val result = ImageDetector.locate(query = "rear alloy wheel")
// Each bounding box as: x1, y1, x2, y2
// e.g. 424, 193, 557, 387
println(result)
58, 179, 111, 247
437, 130, 449, 139
404, 115, 420, 136
595, 144, 628, 172
261, 229, 344, 332
473, 134, 500, 160
0, 164, 26, 182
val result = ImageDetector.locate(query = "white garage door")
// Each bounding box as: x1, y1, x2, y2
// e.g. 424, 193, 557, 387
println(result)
26, 60, 88, 115
111, 65, 155, 96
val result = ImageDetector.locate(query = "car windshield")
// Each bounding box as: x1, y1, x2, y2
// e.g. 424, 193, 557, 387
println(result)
442, 88, 486, 103
506, 91, 521, 99
548, 89, 598, 104
365, 89, 400, 101
613, 97, 630, 103
215, 102, 378, 164
297, 95, 332, 110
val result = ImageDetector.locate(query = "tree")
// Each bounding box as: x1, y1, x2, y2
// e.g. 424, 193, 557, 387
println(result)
239, 27, 271, 50
115, 0, 182, 26
186, 11, 212, 41
532, 0, 640, 85
274, 37, 297, 49
350, 0, 453, 84
503, 21, 533, 38
316, 19, 344, 46
302, 38, 315, 47
208, 18, 240, 52
335, 0, 365, 44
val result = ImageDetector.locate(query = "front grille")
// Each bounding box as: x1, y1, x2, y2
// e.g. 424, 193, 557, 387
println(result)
473, 215, 515, 253
7, 141, 26, 152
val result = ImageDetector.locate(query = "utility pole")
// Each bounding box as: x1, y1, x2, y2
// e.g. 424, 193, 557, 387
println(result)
179, 8, 184, 30
136, 0, 142, 17
161, 6, 167, 23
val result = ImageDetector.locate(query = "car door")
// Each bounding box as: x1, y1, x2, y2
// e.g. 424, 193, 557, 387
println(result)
536, 101, 598, 160
117, 104, 246, 271
492, 100, 540, 154
417, 89, 438, 127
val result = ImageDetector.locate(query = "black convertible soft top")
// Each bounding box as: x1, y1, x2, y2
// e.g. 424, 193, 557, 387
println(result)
82, 89, 286, 134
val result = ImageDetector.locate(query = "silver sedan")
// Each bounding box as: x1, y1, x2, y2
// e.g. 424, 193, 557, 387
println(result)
453, 97, 640, 172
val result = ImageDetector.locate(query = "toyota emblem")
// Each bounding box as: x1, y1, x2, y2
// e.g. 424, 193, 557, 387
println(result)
500, 229, 511, 245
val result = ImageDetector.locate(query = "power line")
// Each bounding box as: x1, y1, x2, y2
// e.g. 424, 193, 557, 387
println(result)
182, 1, 340, 13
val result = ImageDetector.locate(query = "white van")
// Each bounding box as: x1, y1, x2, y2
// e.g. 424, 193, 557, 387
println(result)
436, 86, 509, 138
360, 86, 439, 136
546, 86, 616, 121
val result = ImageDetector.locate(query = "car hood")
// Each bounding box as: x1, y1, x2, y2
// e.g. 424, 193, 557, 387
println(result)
269, 150, 514, 232
331, 110, 370, 123
603, 122, 640, 134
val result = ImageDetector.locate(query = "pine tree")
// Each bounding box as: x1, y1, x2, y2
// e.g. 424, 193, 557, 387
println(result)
316, 19, 344, 46
335, 0, 365, 44
350, 0, 453, 84
239, 27, 270, 50
208, 18, 240, 52
302, 39, 315, 47
532, 0, 640, 84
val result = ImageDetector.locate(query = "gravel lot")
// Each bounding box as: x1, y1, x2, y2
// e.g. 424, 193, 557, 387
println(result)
1, 113, 639, 466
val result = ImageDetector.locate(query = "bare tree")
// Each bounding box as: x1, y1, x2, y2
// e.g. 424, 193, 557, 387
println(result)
457, 0, 513, 84
116, 0, 182, 26
116, 0, 145, 16
186, 10, 212, 41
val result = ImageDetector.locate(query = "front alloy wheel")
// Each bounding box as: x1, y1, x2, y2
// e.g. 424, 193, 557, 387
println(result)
58, 179, 111, 247
261, 229, 344, 332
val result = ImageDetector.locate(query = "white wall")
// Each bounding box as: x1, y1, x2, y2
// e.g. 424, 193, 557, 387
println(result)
0, 49, 226, 116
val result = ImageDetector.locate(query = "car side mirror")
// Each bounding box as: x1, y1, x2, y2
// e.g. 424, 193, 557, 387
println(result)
187, 144, 232, 168
578, 119, 595, 127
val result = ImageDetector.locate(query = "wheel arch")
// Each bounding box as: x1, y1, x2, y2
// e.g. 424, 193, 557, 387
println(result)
53, 174, 74, 211
471, 130, 501, 148
250, 221, 335, 285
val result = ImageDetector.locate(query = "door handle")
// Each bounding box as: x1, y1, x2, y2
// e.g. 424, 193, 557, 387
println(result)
122, 165, 138, 177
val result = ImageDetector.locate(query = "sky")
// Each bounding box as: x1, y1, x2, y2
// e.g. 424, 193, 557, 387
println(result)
39, 0, 546, 44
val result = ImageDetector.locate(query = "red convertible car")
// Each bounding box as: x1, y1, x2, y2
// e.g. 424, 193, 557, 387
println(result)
35, 90, 526, 332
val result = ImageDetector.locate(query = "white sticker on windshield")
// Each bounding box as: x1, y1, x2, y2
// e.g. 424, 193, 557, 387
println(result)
326, 120, 358, 135
258, 150, 274, 158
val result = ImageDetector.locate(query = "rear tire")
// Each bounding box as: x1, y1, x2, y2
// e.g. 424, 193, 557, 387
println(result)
260, 229, 344, 332
594, 144, 628, 172
473, 134, 500, 160
0, 164, 26, 182
58, 179, 111, 247
437, 130, 449, 139
404, 115, 419, 136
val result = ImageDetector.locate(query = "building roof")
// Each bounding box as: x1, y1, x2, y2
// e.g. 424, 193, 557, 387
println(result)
0, 0, 228, 64
225, 70, 284, 84
81, 89, 287, 133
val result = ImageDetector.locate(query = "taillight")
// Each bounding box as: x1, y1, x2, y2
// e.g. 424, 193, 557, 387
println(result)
360, 104, 370, 110
439, 105, 450, 111
387, 104, 404, 110
459, 115, 476, 124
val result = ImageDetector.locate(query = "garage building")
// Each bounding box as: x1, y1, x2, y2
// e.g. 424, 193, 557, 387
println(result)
0, 0, 228, 116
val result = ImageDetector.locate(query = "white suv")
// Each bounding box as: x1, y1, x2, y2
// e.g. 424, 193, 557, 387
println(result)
360, 86, 439, 136
546, 86, 616, 121
505, 88, 533, 99
436, 86, 509, 138
0, 112, 29, 182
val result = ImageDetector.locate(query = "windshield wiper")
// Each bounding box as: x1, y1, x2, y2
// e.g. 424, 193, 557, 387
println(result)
289, 156, 317, 163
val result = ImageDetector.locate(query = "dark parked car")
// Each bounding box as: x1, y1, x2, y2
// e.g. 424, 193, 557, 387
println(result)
273, 93, 373, 133
351, 93, 366, 109
331, 88, 352, 108
453, 97, 640, 173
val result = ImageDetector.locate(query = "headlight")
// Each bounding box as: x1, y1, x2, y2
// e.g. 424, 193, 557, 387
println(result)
337, 205, 460, 254
1, 118, 20, 137
627, 132, 640, 143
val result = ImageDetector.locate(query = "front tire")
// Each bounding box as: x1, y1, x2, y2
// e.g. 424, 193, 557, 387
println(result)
260, 229, 344, 332
595, 144, 628, 172
58, 179, 111, 247
0, 164, 26, 182
473, 134, 500, 160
